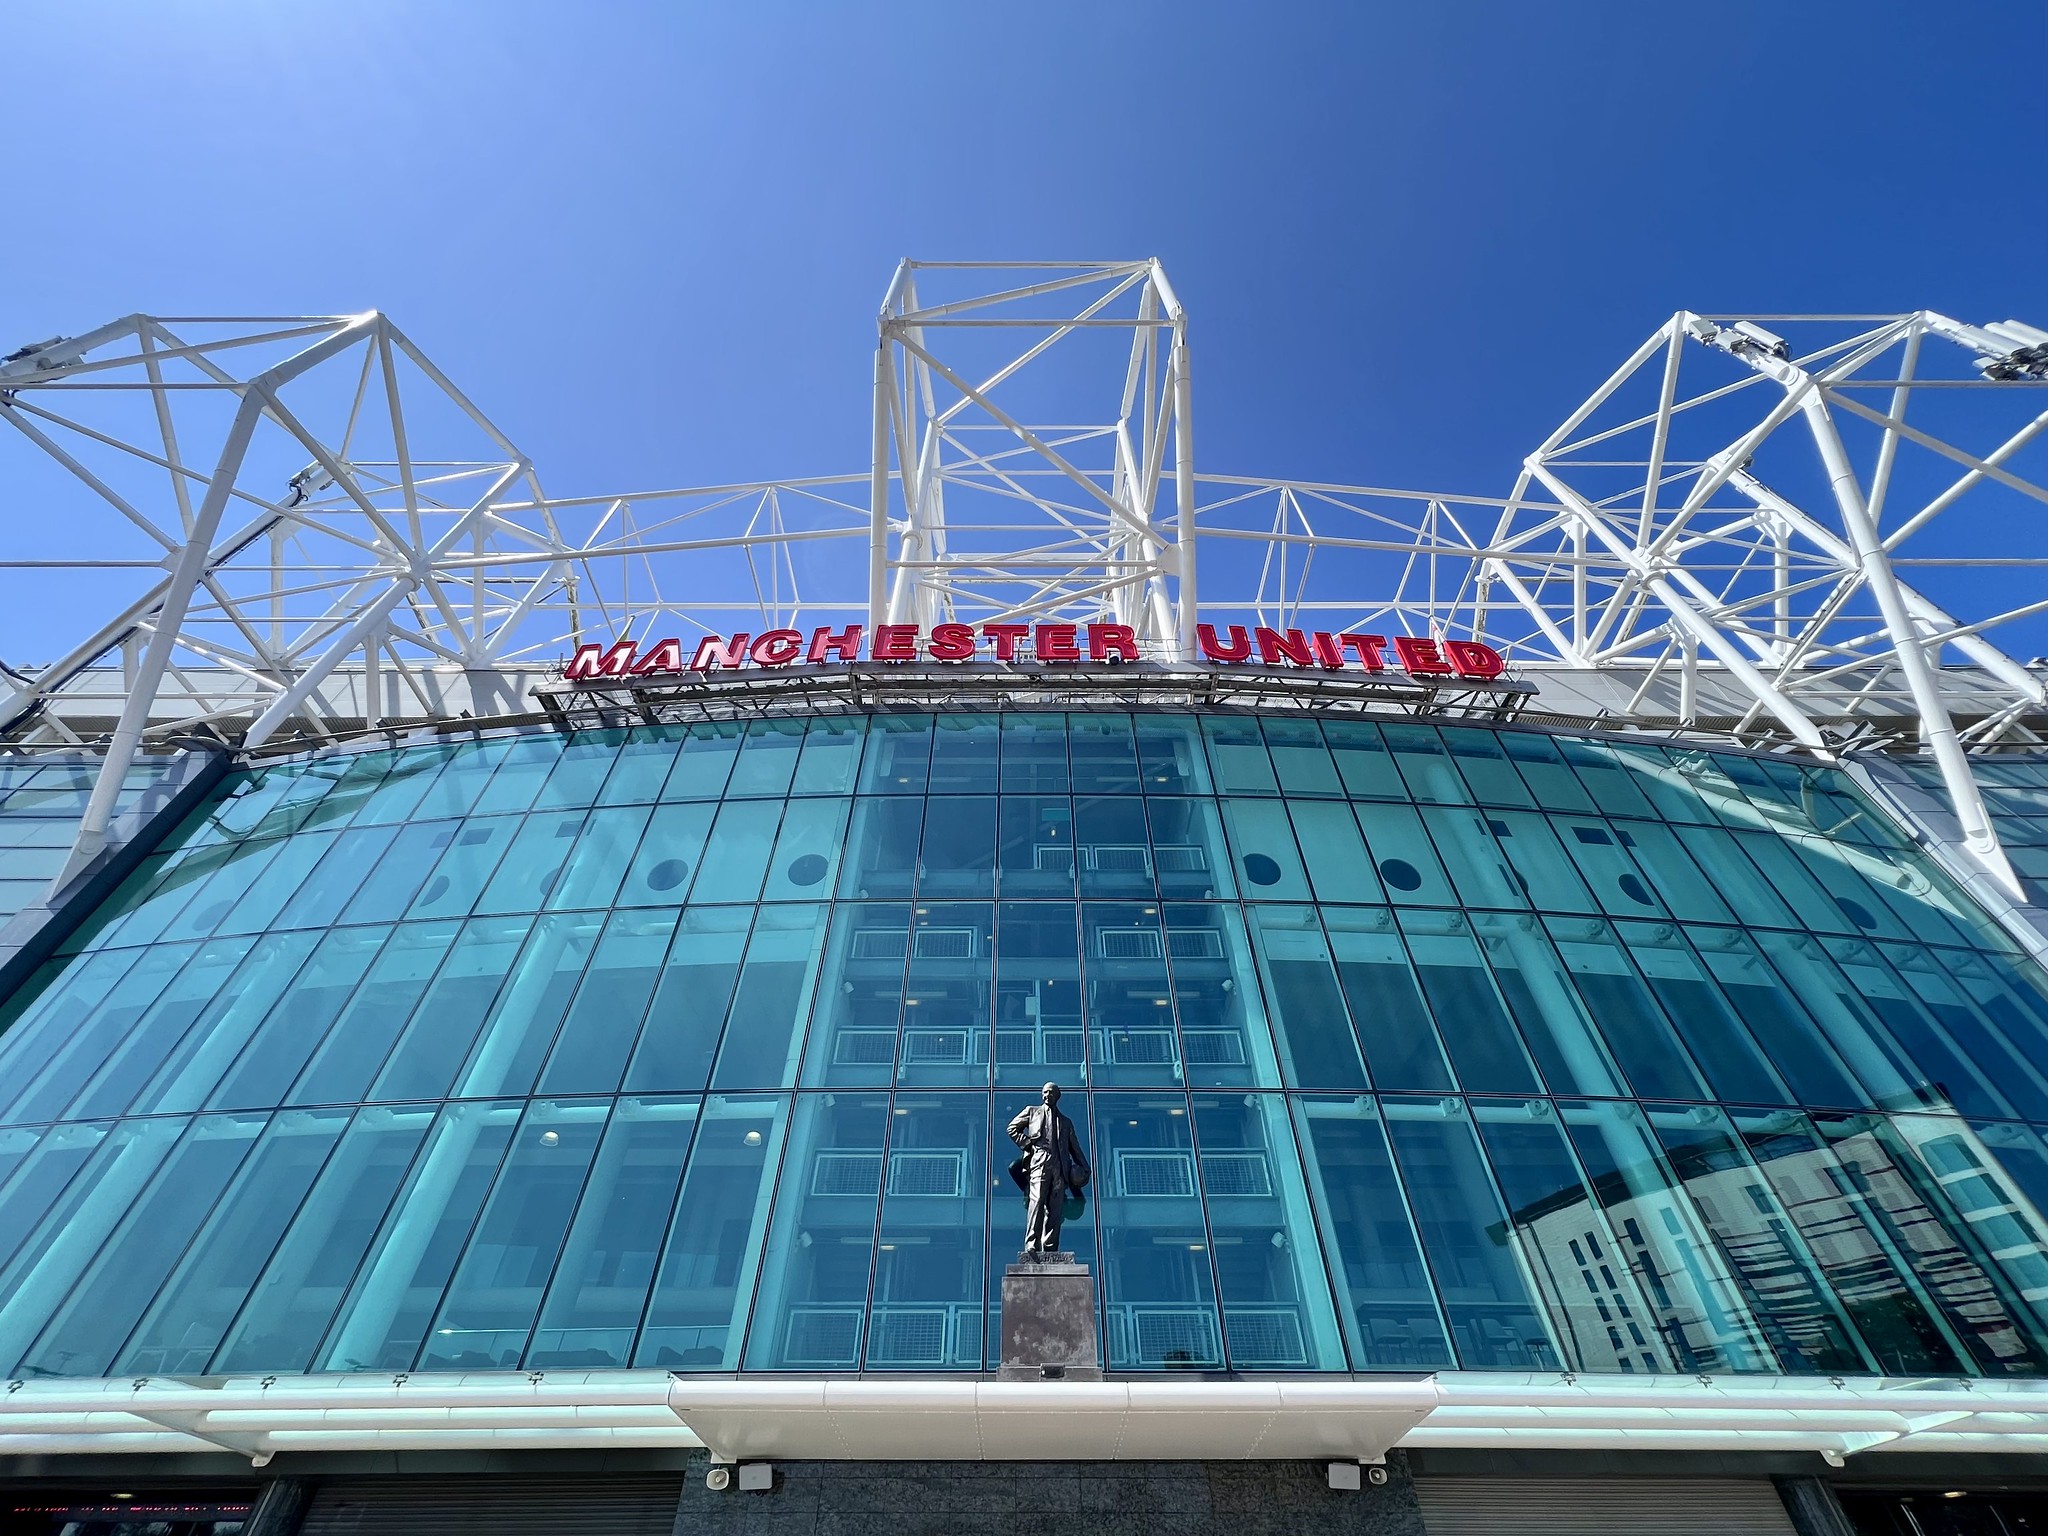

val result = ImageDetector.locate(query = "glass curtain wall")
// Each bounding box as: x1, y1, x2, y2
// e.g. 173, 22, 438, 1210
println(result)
2, 715, 2048, 1378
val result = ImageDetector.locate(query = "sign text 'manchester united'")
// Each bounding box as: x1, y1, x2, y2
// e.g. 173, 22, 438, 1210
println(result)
563, 623, 1508, 683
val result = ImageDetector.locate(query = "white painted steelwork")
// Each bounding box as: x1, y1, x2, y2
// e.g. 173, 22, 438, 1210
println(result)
2, 275, 2046, 894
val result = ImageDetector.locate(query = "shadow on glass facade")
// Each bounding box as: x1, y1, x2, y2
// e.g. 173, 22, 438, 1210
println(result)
5, 713, 2048, 1380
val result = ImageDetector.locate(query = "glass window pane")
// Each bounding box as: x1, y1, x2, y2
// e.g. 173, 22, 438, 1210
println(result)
1192, 1093, 1346, 1369
1083, 903, 1178, 1087
340, 818, 459, 923
547, 804, 655, 912
468, 736, 564, 817
724, 718, 806, 798
1075, 796, 1153, 900
1609, 819, 1736, 924
1247, 906, 1367, 1090
761, 795, 852, 901
618, 801, 714, 907
1166, 902, 1279, 1090
928, 715, 1001, 793
1823, 938, 2011, 1119
857, 714, 934, 794
538, 908, 682, 1096
839, 796, 924, 899
1555, 739, 1659, 819
663, 721, 744, 800
371, 917, 534, 1103
920, 796, 998, 900
1671, 825, 1800, 928
1470, 912, 1625, 1098
638, 1093, 789, 1370
1069, 714, 1142, 794
1397, 910, 1540, 1094
1544, 915, 1709, 1101
805, 903, 911, 1087
1550, 816, 1667, 918
1134, 715, 1212, 794
1481, 812, 1599, 914
418, 1099, 610, 1369
623, 908, 751, 1094
2, 945, 181, 1124
868, 1093, 990, 1370
709, 905, 830, 1091
1323, 719, 1404, 800
1001, 713, 1071, 794
1440, 727, 1537, 808
528, 1095, 700, 1367
993, 903, 1084, 1091
315, 1100, 523, 1371
207, 926, 393, 1110
1290, 1096, 1450, 1368
1381, 724, 1474, 805
1199, 715, 1276, 795
532, 733, 624, 811
115, 1109, 351, 1374
1094, 1093, 1221, 1369
997, 795, 1076, 899
744, 1092, 889, 1369
270, 823, 400, 931
69, 935, 265, 1120
899, 903, 993, 1087
1220, 798, 1310, 900
792, 715, 867, 795
1354, 803, 1457, 907
212, 1103, 435, 1372
1380, 1095, 1561, 1370
1615, 921, 1791, 1105
287, 922, 459, 1107
406, 816, 521, 920
688, 798, 784, 905
1146, 797, 1234, 901
474, 810, 587, 916
1500, 733, 1596, 812
593, 729, 686, 806
1288, 799, 1384, 905
1261, 717, 1342, 796
1418, 806, 1528, 912
1325, 908, 1455, 1092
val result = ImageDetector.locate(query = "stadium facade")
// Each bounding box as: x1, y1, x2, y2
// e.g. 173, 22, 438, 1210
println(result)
2, 264, 2048, 1534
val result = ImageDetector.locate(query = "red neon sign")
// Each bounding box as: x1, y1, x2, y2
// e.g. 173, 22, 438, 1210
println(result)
564, 622, 1506, 683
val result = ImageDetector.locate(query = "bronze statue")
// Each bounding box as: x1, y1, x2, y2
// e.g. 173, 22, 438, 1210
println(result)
1006, 1082, 1091, 1257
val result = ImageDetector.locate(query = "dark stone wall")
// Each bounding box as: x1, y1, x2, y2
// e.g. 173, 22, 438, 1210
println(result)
670, 1451, 1425, 1536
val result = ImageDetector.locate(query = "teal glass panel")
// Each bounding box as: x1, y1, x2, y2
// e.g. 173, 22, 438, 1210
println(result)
1687, 927, 1869, 1109
546, 803, 655, 912
1440, 726, 1537, 808
1942, 950, 2048, 1089
474, 809, 588, 914
1287, 799, 1384, 905
744, 1092, 889, 1369
1417, 806, 1526, 911
339, 818, 458, 923
1380, 1095, 1561, 1369
1289, 1095, 1450, 1368
622, 907, 750, 1094
1246, 905, 1367, 1090
1354, 803, 1457, 907
594, 728, 686, 806
857, 714, 934, 794
1828, 940, 2014, 1120
67, 935, 261, 1120
1200, 715, 1277, 795
992, 902, 1083, 1090
539, 909, 682, 1096
527, 1096, 698, 1367
418, 1098, 610, 1369
1551, 816, 1666, 918
1397, 910, 1540, 1093
1166, 902, 1277, 1090
1323, 719, 1405, 800
196, 927, 389, 1111
162, 839, 286, 940
688, 797, 785, 905
1094, 1093, 1222, 1369
1499, 732, 1596, 812
1556, 1098, 1778, 1371
115, 1108, 350, 1373
1219, 797, 1310, 899
637, 1093, 788, 1369
791, 715, 867, 795
998, 795, 1076, 899
1554, 739, 1659, 820
0, 947, 148, 1118
803, 903, 911, 1088
439, 913, 610, 1102
898, 903, 993, 1087
1146, 796, 1235, 900
839, 796, 923, 899
1754, 931, 1940, 1113
1669, 824, 1800, 928
664, 722, 744, 800
1260, 716, 1342, 796
618, 801, 715, 907
269, 823, 400, 930
287, 922, 459, 1107
1604, 818, 1735, 923
1471, 1097, 1674, 1373
1614, 921, 1790, 1105
1082, 903, 1179, 1088
215, 826, 342, 935
1732, 829, 1858, 934
762, 796, 851, 901
708, 904, 829, 1091
920, 796, 998, 899
1069, 714, 1142, 794
1001, 713, 1072, 794
0, 1118, 183, 1373
928, 715, 1000, 794
532, 732, 625, 810
868, 1093, 990, 1369
468, 736, 564, 817
0, 1124, 103, 1275
1469, 912, 1625, 1098
370, 917, 533, 1102
1543, 915, 1709, 1101
1075, 795, 1152, 899
1324, 907, 1454, 1091
725, 718, 807, 798
211, 1103, 435, 1372
407, 816, 521, 919
11, 1112, 263, 1379
1192, 1093, 1346, 1369
315, 1099, 521, 1371
1134, 715, 1212, 793
1647, 1102, 1873, 1373
1382, 723, 1474, 805
350, 743, 473, 826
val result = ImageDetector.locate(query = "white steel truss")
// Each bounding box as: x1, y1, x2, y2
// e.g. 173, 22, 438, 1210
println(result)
2, 271, 2046, 898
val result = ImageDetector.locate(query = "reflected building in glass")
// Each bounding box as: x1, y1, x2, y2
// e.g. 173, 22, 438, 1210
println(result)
8, 709, 2048, 1387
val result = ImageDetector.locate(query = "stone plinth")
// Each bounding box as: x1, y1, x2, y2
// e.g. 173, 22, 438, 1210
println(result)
998, 1253, 1102, 1381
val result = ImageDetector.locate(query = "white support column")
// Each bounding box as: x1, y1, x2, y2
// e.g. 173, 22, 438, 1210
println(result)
242, 577, 418, 750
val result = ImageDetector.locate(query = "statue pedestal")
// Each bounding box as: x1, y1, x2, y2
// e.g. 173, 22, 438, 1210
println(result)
998, 1253, 1102, 1381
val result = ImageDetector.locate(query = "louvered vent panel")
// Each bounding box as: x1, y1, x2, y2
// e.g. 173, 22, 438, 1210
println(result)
300, 1478, 681, 1536
1415, 1478, 1795, 1536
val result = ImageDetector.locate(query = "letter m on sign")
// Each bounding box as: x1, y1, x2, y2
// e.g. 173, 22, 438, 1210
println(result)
564, 641, 638, 681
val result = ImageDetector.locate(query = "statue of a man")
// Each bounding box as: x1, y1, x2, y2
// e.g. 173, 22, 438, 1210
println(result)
1007, 1082, 1091, 1257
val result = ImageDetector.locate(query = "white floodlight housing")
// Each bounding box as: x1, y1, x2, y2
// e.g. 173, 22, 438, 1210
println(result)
1727, 320, 1789, 358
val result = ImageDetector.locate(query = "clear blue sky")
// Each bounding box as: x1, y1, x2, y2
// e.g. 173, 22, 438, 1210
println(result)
5, 2, 2044, 550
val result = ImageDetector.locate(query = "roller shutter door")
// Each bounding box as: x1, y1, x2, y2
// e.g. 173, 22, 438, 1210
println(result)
1416, 1477, 1795, 1536
298, 1475, 681, 1536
